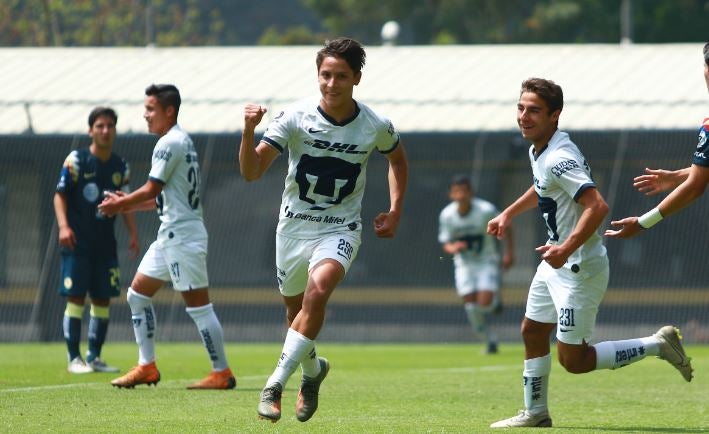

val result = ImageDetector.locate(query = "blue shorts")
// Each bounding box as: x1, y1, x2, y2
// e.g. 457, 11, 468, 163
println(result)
59, 252, 121, 299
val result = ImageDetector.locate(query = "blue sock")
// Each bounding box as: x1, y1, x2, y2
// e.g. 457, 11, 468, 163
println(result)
63, 316, 82, 361
87, 316, 109, 362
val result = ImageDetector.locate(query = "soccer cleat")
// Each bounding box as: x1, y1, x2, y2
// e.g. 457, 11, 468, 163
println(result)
490, 410, 552, 428
111, 361, 160, 388
257, 383, 283, 422
187, 368, 236, 390
654, 325, 693, 382
295, 357, 330, 422
88, 358, 120, 373
485, 341, 499, 355
67, 356, 94, 374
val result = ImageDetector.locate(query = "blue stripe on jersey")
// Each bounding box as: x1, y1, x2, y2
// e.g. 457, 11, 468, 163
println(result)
573, 182, 596, 202
149, 176, 166, 185
379, 138, 400, 154
262, 136, 284, 153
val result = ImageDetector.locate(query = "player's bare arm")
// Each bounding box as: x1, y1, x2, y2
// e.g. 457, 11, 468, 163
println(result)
502, 226, 515, 269
121, 212, 140, 259
98, 180, 162, 216
487, 185, 536, 240
373, 143, 408, 238
606, 164, 709, 239
53, 192, 76, 250
239, 104, 279, 181
634, 167, 691, 196
537, 187, 607, 268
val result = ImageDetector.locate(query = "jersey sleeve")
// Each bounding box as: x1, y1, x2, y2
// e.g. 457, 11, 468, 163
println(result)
376, 118, 400, 154
56, 150, 80, 193
261, 109, 296, 154
547, 149, 596, 202
438, 211, 453, 243
149, 136, 183, 185
693, 119, 709, 167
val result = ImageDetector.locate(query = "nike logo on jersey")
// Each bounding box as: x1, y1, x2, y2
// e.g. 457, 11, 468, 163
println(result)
308, 127, 326, 133
559, 328, 570, 332
84, 172, 96, 179
306, 139, 367, 154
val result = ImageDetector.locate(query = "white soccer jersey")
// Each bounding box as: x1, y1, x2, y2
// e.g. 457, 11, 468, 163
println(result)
530, 129, 606, 273
149, 124, 206, 244
262, 96, 399, 239
438, 198, 500, 268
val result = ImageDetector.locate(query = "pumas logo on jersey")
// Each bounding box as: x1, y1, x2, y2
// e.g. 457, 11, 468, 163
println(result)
308, 127, 326, 134
304, 139, 367, 154
698, 130, 707, 149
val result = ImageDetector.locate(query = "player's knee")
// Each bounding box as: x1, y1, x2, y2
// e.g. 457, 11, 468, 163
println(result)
557, 353, 592, 374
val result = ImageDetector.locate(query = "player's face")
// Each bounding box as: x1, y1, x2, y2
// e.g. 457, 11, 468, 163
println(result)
449, 184, 473, 204
144, 95, 172, 136
517, 92, 560, 146
318, 55, 361, 111
704, 62, 709, 94
89, 115, 116, 149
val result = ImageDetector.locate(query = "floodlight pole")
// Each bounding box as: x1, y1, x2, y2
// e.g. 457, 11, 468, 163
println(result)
620, 0, 633, 45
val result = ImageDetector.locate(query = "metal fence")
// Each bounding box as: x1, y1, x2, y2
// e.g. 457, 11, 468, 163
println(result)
1, 129, 707, 344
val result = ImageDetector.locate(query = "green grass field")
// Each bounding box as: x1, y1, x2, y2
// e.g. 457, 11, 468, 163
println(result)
1, 343, 706, 433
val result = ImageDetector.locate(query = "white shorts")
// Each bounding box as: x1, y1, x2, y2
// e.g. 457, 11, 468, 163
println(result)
525, 258, 609, 345
276, 232, 361, 297
137, 238, 209, 291
454, 263, 500, 297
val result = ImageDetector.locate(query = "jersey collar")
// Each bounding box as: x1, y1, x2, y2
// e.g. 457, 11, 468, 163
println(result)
317, 100, 361, 127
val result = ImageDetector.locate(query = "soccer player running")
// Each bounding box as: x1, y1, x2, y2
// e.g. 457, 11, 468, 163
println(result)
605, 42, 709, 239
239, 37, 408, 423
438, 175, 514, 354
99, 84, 235, 390
54, 107, 139, 374
487, 78, 693, 428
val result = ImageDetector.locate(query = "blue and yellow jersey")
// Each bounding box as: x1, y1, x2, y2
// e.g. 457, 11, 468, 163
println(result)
56, 148, 130, 256
693, 117, 709, 167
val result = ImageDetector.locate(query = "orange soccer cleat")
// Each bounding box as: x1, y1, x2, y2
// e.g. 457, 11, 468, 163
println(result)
111, 361, 161, 388
187, 368, 237, 390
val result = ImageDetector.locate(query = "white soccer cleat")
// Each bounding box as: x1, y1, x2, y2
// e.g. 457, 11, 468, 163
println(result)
88, 358, 120, 373
490, 410, 552, 428
654, 325, 693, 382
67, 356, 94, 374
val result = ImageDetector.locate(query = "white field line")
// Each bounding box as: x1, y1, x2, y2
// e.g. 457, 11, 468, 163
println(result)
411, 364, 520, 374
0, 375, 266, 394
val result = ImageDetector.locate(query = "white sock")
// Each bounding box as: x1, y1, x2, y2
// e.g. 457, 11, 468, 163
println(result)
594, 336, 659, 370
464, 302, 495, 343
301, 344, 321, 379
523, 354, 551, 415
266, 328, 312, 388
127, 288, 156, 365
186, 303, 229, 372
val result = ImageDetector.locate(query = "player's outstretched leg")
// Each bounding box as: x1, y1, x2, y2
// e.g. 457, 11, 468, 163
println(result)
295, 357, 330, 422
654, 326, 693, 382
490, 410, 552, 428
111, 361, 161, 388
257, 383, 283, 422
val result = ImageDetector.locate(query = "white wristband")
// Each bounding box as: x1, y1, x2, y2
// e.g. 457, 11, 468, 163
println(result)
637, 207, 663, 229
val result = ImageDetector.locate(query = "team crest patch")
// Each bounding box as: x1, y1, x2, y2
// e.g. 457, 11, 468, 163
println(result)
112, 172, 122, 187
64, 277, 73, 289
698, 130, 707, 149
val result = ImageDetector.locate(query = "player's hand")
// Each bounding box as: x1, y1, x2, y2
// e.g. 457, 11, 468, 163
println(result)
98, 191, 122, 217
128, 235, 140, 260
243, 104, 267, 130
502, 252, 514, 270
604, 216, 642, 239
487, 213, 510, 240
58, 226, 76, 250
373, 211, 400, 238
535, 244, 569, 269
633, 168, 677, 196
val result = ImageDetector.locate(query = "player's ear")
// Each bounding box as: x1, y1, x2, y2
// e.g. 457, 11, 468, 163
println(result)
353, 71, 362, 86
550, 109, 561, 123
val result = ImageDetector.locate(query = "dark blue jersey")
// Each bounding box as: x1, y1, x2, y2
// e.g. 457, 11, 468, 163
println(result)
693, 117, 709, 167
56, 148, 130, 256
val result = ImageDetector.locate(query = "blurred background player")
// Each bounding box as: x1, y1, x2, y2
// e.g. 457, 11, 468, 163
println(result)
605, 42, 709, 239
99, 84, 235, 390
487, 78, 693, 428
54, 106, 139, 374
438, 175, 513, 354
239, 37, 408, 423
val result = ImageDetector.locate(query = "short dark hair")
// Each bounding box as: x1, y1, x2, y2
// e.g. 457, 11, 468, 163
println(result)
88, 106, 118, 127
316, 37, 366, 73
704, 42, 709, 67
145, 84, 181, 116
520, 78, 564, 114
450, 174, 472, 190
